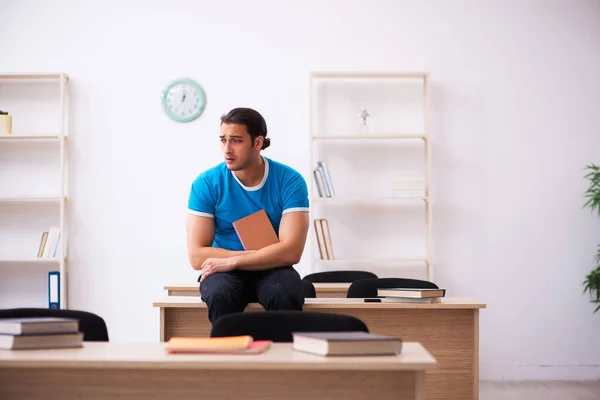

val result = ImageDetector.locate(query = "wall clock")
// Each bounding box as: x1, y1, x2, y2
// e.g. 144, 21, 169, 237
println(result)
161, 78, 206, 122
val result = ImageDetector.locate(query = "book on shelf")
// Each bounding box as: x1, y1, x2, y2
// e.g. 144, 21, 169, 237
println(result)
232, 209, 279, 251
313, 160, 335, 197
36, 232, 48, 257
38, 226, 60, 258
314, 219, 334, 260
292, 331, 403, 356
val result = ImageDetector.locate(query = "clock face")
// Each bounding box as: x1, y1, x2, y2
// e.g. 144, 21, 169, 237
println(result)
161, 78, 206, 122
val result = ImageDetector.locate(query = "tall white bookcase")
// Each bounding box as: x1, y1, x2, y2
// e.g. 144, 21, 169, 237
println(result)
0, 73, 70, 309
309, 72, 432, 281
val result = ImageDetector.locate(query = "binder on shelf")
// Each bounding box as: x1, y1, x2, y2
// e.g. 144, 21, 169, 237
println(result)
48, 271, 60, 309
313, 161, 335, 198
317, 161, 335, 196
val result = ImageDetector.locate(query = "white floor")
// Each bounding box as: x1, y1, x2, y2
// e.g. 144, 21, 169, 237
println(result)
480, 381, 600, 400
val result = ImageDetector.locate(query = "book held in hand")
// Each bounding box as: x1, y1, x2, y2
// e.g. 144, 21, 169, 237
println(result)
292, 331, 403, 356
232, 209, 279, 251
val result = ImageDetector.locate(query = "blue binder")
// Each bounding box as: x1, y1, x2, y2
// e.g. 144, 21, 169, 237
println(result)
48, 271, 60, 309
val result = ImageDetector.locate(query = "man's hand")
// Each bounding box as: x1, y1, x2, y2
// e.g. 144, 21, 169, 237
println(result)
200, 257, 237, 282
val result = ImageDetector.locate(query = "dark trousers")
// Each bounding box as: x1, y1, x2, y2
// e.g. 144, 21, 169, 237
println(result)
199, 266, 305, 325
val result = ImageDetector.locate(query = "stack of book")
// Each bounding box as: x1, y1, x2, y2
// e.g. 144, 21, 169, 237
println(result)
36, 226, 61, 258
375, 288, 446, 303
314, 218, 334, 259
0, 317, 83, 350
313, 160, 335, 198
292, 331, 403, 356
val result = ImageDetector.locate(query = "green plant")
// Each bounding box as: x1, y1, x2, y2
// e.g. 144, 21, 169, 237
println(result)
583, 163, 600, 313
0, 110, 8, 115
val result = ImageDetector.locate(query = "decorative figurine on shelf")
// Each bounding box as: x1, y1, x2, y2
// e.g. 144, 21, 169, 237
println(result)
358, 108, 370, 134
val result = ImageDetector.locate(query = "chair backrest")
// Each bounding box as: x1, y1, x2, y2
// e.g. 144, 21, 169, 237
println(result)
210, 311, 369, 342
301, 279, 316, 298
303, 270, 378, 283
346, 278, 439, 298
0, 308, 109, 341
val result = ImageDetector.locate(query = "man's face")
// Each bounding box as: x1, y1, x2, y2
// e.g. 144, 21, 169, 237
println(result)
220, 123, 260, 171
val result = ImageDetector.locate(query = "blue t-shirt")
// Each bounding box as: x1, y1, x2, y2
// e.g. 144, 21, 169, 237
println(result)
187, 156, 309, 251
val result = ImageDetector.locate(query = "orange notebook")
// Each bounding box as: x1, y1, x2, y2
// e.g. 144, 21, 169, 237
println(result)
232, 209, 279, 250
166, 336, 253, 354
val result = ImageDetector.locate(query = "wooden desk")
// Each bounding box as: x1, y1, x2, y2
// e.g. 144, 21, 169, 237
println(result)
311, 282, 351, 297
164, 282, 351, 298
153, 296, 485, 400
0, 342, 435, 400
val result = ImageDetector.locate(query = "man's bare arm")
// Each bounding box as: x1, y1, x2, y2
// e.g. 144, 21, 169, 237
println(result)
232, 211, 309, 271
186, 214, 252, 270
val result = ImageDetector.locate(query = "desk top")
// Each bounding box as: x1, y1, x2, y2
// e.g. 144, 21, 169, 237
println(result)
0, 342, 436, 371
163, 282, 351, 291
153, 296, 486, 309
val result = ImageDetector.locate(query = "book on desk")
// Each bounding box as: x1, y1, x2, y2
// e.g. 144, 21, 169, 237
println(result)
166, 336, 272, 354
370, 287, 447, 303
292, 331, 403, 356
0, 317, 83, 350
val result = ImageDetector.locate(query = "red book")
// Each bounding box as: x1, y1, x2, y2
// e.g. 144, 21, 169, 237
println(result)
232, 209, 279, 250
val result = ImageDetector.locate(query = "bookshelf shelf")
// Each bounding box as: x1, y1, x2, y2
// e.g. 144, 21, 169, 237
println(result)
0, 197, 66, 203
0, 258, 63, 266
0, 134, 65, 141
0, 73, 64, 80
0, 73, 70, 309
314, 258, 429, 265
311, 196, 428, 204
309, 71, 432, 281
312, 134, 426, 140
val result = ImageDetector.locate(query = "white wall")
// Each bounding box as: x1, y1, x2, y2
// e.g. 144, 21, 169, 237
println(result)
1, 0, 600, 380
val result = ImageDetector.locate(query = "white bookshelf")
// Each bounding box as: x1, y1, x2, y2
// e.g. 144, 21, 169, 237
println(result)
309, 71, 432, 281
0, 72, 70, 309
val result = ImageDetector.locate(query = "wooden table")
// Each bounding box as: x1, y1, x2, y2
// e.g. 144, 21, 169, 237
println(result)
153, 296, 485, 400
0, 342, 435, 400
164, 282, 351, 298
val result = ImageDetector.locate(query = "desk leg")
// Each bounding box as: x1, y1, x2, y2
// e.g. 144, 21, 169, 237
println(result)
415, 371, 425, 400
474, 309, 479, 400
159, 308, 165, 342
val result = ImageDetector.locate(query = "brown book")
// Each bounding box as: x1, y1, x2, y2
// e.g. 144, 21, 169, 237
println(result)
232, 209, 279, 250
314, 219, 326, 259
0, 332, 83, 350
320, 219, 334, 259
292, 331, 403, 356
37, 232, 48, 258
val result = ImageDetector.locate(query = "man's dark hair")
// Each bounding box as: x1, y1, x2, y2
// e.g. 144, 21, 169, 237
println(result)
220, 107, 271, 150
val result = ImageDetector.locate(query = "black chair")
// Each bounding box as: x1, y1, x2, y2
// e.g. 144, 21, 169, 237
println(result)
210, 311, 369, 342
0, 308, 109, 341
347, 278, 439, 298
301, 279, 316, 298
303, 270, 377, 283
